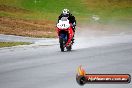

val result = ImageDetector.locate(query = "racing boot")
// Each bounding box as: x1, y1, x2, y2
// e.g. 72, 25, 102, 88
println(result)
72, 33, 75, 44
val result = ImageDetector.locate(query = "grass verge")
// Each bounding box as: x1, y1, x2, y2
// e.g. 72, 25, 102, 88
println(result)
0, 0, 131, 38
0, 42, 31, 48
0, 17, 57, 38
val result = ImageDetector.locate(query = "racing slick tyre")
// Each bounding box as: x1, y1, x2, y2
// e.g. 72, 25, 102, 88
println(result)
66, 45, 72, 51
59, 38, 64, 52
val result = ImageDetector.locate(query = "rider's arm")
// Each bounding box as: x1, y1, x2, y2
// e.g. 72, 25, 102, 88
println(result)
72, 16, 76, 26
58, 14, 63, 23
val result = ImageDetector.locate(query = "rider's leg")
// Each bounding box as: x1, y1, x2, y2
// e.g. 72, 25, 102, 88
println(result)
72, 27, 75, 43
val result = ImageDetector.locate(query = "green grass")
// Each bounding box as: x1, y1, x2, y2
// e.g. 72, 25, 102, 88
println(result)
83, 0, 132, 22
21, 0, 88, 15
0, 0, 88, 21
0, 0, 132, 22
0, 42, 31, 48
0, 0, 132, 25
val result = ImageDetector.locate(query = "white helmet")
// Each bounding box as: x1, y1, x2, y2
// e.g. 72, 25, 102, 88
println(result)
62, 9, 69, 15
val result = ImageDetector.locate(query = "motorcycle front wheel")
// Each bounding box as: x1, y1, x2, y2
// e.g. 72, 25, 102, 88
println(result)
59, 38, 65, 52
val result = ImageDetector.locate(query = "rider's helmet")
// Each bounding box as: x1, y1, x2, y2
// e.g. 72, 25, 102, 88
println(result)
62, 9, 70, 17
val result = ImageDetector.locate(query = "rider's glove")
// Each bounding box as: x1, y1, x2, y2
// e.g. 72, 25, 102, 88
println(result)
73, 22, 76, 26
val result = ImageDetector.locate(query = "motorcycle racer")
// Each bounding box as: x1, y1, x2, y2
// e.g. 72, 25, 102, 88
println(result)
58, 9, 76, 42
58, 9, 76, 32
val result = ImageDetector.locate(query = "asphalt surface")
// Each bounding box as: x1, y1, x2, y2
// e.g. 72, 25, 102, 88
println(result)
0, 34, 58, 44
0, 34, 132, 88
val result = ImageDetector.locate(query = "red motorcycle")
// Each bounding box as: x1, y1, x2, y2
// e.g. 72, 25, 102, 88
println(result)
56, 17, 74, 52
